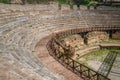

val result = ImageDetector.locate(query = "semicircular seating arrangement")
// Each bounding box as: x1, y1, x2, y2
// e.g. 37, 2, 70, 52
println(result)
0, 3, 120, 80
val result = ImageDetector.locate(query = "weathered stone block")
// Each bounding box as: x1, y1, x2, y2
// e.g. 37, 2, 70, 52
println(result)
86, 31, 109, 45
112, 31, 120, 39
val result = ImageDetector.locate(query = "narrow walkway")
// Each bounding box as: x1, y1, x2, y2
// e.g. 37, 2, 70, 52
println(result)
35, 36, 83, 80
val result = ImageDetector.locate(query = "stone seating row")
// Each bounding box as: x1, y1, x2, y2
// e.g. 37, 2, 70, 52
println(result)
0, 17, 65, 80
0, 4, 120, 80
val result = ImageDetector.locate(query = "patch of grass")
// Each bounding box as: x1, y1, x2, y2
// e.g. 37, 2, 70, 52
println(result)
110, 49, 120, 53
0, 0, 10, 4
77, 60, 88, 66
81, 50, 109, 58
110, 49, 120, 57
92, 50, 109, 56
103, 39, 120, 43
77, 50, 110, 66
75, 47, 120, 71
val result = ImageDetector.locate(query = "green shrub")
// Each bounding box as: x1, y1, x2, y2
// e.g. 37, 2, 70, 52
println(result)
57, 0, 67, 4
27, 0, 51, 4
89, 1, 98, 6
0, 0, 10, 4
27, 0, 34, 4
87, 1, 98, 9
110, 50, 120, 53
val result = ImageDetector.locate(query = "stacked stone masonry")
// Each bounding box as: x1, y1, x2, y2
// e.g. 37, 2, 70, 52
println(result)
61, 34, 84, 51
112, 31, 120, 39
86, 31, 109, 45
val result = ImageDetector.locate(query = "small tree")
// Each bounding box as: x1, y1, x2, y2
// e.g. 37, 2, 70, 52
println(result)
27, 0, 34, 4
0, 0, 10, 4
57, 0, 67, 10
73, 0, 89, 9
87, 1, 98, 9
67, 0, 74, 10
73, 0, 81, 9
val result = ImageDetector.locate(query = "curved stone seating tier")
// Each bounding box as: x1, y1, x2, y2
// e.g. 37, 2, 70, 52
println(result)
0, 16, 71, 80
0, 21, 65, 80
80, 10, 120, 27
0, 4, 120, 80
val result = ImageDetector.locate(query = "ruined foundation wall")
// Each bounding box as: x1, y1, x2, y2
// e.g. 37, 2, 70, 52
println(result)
86, 31, 109, 45
62, 34, 84, 51
112, 31, 120, 39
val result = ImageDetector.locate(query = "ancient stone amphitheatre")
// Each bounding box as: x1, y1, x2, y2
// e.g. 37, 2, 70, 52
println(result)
0, 1, 120, 80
